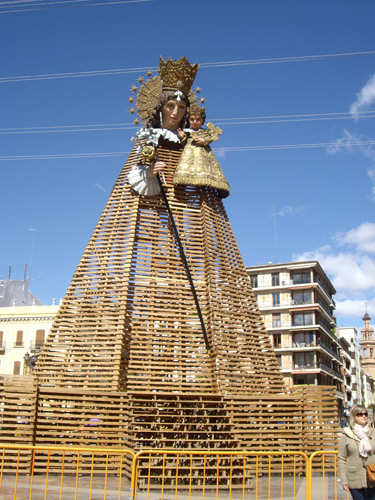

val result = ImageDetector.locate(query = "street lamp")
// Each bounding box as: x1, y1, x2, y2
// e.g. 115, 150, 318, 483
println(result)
24, 351, 39, 374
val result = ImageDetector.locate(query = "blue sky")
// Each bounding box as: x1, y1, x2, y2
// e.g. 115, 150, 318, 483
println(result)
1, 0, 375, 332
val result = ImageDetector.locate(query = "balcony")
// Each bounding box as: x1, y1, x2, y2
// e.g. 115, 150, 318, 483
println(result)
316, 276, 334, 303
250, 281, 291, 291
30, 342, 44, 351
293, 341, 316, 348
291, 362, 344, 382
13, 342, 24, 348
317, 298, 335, 322
293, 362, 318, 371
275, 342, 314, 350
318, 321, 340, 345
320, 362, 344, 382
317, 341, 342, 364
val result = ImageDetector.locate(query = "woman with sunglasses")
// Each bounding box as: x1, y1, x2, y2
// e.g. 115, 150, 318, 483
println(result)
338, 405, 375, 499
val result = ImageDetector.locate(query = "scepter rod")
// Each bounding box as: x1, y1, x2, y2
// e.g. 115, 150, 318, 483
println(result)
156, 173, 211, 352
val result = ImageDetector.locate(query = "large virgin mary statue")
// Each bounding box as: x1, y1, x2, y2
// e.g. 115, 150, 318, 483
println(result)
35, 56, 284, 396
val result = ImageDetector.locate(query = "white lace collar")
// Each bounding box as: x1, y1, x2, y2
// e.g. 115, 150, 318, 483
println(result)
132, 127, 181, 148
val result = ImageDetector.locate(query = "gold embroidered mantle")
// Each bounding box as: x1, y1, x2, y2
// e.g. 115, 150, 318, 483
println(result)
173, 124, 230, 198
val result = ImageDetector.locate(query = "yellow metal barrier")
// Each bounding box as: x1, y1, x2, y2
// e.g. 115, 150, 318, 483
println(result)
132, 450, 309, 500
308, 450, 349, 500
1, 446, 351, 500
0, 444, 135, 500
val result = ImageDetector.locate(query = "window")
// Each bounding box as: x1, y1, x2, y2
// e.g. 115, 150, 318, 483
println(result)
272, 314, 281, 327
292, 290, 313, 305
294, 331, 314, 346
293, 312, 314, 326
15, 330, 23, 347
0, 331, 3, 347
292, 271, 311, 285
273, 334, 281, 348
364, 348, 367, 358
294, 351, 314, 368
13, 361, 21, 375
371, 348, 374, 358
294, 373, 315, 385
250, 276, 258, 288
272, 273, 280, 286
272, 293, 280, 306
35, 329, 45, 348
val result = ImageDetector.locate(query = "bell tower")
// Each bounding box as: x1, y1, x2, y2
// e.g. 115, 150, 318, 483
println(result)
361, 312, 375, 380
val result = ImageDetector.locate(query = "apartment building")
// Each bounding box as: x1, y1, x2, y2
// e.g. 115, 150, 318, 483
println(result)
339, 326, 363, 406
0, 279, 58, 375
339, 335, 352, 416
247, 261, 343, 396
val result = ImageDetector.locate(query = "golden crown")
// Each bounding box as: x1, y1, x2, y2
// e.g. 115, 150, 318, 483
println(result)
159, 56, 199, 95
189, 104, 206, 117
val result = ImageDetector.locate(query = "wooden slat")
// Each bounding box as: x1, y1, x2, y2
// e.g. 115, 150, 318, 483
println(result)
33, 141, 284, 394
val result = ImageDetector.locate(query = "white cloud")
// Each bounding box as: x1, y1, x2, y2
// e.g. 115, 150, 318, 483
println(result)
335, 298, 375, 321
95, 183, 108, 194
327, 130, 375, 198
350, 74, 375, 119
277, 205, 306, 217
294, 222, 375, 324
327, 75, 375, 199
369, 167, 375, 200
214, 148, 226, 159
334, 222, 375, 253
294, 249, 375, 294
327, 129, 375, 159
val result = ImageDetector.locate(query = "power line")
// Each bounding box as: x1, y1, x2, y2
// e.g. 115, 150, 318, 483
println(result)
0, 111, 374, 135
0, 0, 151, 14
1, 50, 374, 82
215, 140, 375, 152
1, 140, 374, 161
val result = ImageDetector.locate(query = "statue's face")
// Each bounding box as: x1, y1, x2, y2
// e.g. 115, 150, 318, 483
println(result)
189, 114, 203, 129
161, 99, 187, 130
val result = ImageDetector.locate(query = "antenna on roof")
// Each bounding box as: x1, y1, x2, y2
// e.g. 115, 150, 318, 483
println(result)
8, 266, 11, 280
24, 264, 28, 281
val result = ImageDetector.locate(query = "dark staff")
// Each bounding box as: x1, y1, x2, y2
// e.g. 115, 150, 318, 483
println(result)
155, 172, 211, 352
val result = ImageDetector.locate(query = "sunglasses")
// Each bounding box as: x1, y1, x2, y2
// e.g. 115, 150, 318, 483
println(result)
356, 412, 368, 417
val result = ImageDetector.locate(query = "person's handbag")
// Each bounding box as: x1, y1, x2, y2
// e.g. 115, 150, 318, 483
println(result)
366, 464, 375, 483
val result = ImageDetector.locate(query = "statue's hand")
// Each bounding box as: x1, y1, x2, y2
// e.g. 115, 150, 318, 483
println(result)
193, 136, 206, 146
177, 128, 186, 140
146, 161, 166, 178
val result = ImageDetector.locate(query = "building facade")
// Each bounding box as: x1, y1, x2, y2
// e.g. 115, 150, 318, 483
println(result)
360, 313, 375, 381
247, 261, 344, 397
363, 371, 375, 408
339, 326, 363, 406
0, 279, 58, 375
339, 335, 353, 418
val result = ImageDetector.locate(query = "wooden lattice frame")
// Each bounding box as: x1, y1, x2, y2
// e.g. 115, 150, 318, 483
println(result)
34, 140, 284, 395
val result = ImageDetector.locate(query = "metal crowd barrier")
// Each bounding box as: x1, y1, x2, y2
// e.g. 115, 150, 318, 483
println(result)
0, 445, 350, 500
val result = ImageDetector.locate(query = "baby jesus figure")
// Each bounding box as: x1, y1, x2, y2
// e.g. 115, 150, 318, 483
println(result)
173, 104, 229, 198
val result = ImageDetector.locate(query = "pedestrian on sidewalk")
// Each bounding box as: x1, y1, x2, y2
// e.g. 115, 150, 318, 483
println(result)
338, 404, 375, 500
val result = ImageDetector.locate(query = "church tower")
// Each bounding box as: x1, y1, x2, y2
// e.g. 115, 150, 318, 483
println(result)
361, 312, 375, 380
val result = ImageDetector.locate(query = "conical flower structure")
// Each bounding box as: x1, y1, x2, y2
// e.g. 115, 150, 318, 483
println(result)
35, 138, 284, 395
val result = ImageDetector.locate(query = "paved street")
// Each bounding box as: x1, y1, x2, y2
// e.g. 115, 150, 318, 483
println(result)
0, 473, 350, 500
